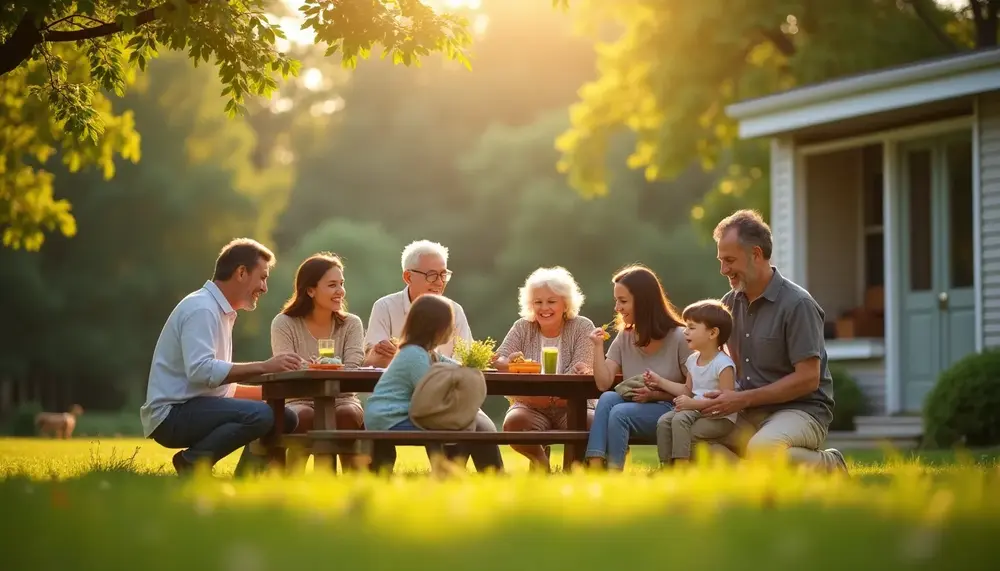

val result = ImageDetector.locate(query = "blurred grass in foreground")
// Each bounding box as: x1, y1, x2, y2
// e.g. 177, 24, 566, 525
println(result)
2, 438, 999, 571
3, 438, 999, 480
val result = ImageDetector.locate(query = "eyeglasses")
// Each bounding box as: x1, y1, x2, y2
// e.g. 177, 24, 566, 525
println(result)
409, 269, 453, 283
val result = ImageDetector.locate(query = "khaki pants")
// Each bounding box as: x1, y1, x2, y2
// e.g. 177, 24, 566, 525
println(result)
691, 408, 844, 472
656, 409, 734, 462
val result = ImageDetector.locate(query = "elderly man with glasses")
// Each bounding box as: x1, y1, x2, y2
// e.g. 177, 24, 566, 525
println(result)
363, 239, 474, 368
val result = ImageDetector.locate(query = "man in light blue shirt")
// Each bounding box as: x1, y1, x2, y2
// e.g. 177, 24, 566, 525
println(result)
140, 238, 303, 476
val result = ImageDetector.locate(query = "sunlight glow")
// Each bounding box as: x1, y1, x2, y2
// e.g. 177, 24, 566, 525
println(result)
270, 0, 489, 52
310, 97, 346, 117
271, 97, 294, 113
272, 0, 315, 52
472, 13, 489, 36
443, 0, 482, 9
274, 146, 295, 165
301, 68, 324, 91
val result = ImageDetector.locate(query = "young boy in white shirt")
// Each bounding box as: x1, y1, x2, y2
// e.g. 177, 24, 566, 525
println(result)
647, 299, 737, 466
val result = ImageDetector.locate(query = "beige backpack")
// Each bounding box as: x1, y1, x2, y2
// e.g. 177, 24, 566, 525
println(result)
409, 357, 487, 431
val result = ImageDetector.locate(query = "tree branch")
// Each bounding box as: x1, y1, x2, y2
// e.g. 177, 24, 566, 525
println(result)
0, 14, 43, 76
43, 15, 113, 32
980, 0, 999, 47
0, 2, 196, 77
907, 0, 960, 51
43, 4, 167, 43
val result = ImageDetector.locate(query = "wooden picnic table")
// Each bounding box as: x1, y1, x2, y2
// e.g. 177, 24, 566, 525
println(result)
243, 368, 604, 470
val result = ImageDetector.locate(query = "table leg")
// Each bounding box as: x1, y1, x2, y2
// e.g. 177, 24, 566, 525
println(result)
565, 397, 587, 471
264, 398, 287, 470
312, 396, 338, 473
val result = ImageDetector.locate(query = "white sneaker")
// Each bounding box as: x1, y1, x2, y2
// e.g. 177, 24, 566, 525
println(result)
825, 448, 849, 475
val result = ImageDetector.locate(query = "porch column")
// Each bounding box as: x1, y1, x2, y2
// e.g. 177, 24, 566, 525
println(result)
769, 137, 807, 285
883, 140, 901, 415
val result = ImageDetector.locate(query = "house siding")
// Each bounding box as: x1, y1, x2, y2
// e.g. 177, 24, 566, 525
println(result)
980, 91, 1000, 348
769, 137, 798, 281
836, 359, 887, 415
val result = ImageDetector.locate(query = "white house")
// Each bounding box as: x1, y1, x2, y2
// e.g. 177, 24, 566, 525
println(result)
724, 48, 1000, 416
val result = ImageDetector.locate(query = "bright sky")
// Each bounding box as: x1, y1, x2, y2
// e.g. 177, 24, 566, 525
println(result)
272, 0, 484, 51
268, 0, 487, 116
267, 0, 961, 114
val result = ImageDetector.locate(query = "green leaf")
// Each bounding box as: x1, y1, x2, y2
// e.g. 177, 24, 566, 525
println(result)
117, 15, 136, 34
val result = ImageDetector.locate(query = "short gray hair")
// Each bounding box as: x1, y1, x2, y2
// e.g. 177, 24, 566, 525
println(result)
518, 266, 585, 321
401, 239, 449, 271
713, 209, 773, 260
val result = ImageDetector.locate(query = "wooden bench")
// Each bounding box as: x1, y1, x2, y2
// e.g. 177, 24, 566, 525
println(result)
281, 430, 657, 471
286, 429, 594, 471
289, 429, 589, 455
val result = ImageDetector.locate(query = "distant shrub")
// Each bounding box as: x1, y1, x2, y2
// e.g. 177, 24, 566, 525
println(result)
1, 401, 43, 436
829, 366, 866, 432
923, 350, 1000, 448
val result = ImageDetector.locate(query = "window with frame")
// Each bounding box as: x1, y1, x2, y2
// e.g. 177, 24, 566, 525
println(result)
862, 144, 884, 289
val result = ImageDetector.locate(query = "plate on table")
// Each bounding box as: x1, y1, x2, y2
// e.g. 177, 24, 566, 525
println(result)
308, 363, 344, 370
508, 362, 542, 374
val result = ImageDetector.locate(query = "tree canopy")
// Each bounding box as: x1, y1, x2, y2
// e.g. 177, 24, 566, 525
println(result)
555, 0, 997, 204
0, 0, 472, 250
2, 1, 998, 252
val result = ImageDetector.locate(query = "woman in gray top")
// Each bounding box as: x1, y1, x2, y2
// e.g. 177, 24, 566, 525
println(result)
584, 264, 694, 470
492, 266, 596, 471
270, 253, 366, 468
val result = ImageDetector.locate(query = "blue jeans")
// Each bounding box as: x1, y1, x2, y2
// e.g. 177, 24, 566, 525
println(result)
370, 413, 504, 474
585, 391, 674, 470
150, 396, 298, 476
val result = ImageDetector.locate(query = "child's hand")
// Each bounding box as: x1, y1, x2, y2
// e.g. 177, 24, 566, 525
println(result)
642, 369, 665, 390
673, 395, 693, 410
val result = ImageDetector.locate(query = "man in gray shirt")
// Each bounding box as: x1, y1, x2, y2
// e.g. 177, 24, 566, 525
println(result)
693, 210, 848, 474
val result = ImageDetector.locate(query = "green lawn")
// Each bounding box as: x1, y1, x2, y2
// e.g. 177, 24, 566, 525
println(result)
2, 438, 999, 570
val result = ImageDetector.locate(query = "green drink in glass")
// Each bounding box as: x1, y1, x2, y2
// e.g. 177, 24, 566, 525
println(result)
541, 347, 559, 374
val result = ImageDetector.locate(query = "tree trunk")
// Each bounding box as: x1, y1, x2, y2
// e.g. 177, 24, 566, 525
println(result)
972, 0, 999, 47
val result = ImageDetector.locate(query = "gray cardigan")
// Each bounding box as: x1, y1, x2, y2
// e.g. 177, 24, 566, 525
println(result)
495, 316, 597, 409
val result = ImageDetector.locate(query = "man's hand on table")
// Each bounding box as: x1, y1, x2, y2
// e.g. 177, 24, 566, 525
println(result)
265, 353, 305, 373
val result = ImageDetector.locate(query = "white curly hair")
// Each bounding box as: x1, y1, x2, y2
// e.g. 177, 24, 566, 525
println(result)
518, 266, 585, 321
401, 239, 449, 271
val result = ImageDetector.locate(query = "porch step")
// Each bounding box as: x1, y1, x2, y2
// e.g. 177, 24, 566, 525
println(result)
853, 415, 924, 437
854, 415, 924, 426
824, 415, 924, 450
824, 431, 922, 450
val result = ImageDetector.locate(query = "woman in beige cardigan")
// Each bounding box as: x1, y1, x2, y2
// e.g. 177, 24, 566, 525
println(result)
270, 252, 366, 468
493, 266, 596, 470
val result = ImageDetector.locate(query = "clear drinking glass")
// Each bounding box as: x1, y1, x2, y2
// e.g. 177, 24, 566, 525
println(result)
317, 339, 336, 360
541, 347, 559, 374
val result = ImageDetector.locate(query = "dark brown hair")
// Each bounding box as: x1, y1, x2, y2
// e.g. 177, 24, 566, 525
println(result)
682, 299, 733, 348
213, 238, 275, 281
400, 294, 455, 352
612, 264, 684, 348
281, 253, 347, 324
713, 209, 773, 260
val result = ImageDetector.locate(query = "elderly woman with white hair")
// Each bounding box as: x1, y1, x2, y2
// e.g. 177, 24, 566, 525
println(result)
493, 266, 597, 470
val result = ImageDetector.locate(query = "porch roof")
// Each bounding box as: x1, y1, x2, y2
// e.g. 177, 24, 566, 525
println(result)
725, 48, 1000, 139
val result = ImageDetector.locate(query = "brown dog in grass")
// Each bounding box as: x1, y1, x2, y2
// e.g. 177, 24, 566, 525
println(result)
35, 404, 84, 439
